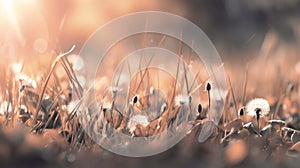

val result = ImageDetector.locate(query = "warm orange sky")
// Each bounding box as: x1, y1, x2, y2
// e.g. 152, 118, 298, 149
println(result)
0, 0, 188, 58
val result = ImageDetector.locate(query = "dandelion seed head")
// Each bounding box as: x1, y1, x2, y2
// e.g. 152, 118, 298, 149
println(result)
175, 95, 190, 106
109, 86, 119, 98
160, 102, 167, 113
127, 115, 149, 134
102, 101, 112, 111
246, 98, 270, 117
16, 73, 37, 89
149, 86, 155, 95
110, 86, 119, 93
68, 54, 85, 71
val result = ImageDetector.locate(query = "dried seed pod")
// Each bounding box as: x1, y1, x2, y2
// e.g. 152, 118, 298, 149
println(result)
132, 95, 139, 105
238, 107, 245, 116
205, 81, 212, 109
205, 81, 212, 91
197, 103, 202, 114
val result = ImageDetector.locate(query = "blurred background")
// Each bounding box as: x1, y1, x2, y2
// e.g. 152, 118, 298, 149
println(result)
44, 0, 300, 54
1, 0, 300, 57
1, 0, 300, 97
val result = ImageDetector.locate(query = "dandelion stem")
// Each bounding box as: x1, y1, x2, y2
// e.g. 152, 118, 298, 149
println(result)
256, 108, 261, 132
257, 118, 260, 132
208, 90, 211, 110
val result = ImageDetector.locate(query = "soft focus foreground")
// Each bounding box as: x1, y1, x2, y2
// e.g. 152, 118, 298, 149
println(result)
1, 0, 300, 168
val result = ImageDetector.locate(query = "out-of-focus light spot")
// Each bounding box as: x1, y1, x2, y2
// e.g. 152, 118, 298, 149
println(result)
9, 62, 22, 74
77, 75, 86, 86
67, 100, 80, 114
68, 54, 84, 71
188, 61, 193, 70
1, 0, 24, 47
2, 0, 13, 17
33, 38, 48, 53
1, 0, 49, 59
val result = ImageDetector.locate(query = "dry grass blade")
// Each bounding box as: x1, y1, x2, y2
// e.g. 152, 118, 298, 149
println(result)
242, 64, 248, 105
227, 74, 238, 119
62, 56, 84, 95
34, 45, 76, 122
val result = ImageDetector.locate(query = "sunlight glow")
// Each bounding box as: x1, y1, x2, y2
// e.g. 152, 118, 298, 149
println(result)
2, 0, 25, 47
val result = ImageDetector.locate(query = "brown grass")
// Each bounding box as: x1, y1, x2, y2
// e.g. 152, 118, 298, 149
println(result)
0, 33, 300, 168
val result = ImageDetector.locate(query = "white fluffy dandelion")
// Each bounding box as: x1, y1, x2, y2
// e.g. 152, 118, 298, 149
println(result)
246, 98, 270, 131
109, 86, 119, 98
246, 98, 270, 118
175, 95, 190, 106
67, 54, 85, 71
160, 102, 168, 113
16, 73, 37, 90
149, 86, 155, 95
127, 115, 149, 134
100, 98, 113, 112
